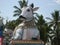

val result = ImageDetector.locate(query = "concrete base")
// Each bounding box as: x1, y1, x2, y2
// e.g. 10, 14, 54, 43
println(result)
11, 40, 44, 45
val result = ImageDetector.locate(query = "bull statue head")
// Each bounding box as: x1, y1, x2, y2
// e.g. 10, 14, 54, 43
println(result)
19, 3, 39, 21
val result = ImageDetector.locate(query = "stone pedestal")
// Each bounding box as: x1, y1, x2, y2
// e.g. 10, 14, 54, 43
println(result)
11, 40, 44, 45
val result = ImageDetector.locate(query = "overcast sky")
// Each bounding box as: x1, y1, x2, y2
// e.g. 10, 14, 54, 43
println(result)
0, 0, 60, 23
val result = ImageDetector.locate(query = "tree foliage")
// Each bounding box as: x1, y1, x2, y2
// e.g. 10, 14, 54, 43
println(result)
35, 14, 51, 44
5, 0, 28, 30
46, 11, 60, 45
13, 0, 28, 16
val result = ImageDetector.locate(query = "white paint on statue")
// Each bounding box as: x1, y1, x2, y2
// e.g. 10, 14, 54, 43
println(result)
12, 3, 40, 40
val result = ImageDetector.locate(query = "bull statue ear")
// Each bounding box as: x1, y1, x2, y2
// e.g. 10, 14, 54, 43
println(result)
30, 3, 34, 8
33, 7, 39, 11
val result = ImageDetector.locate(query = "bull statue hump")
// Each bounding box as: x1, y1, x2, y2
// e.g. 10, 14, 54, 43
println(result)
12, 3, 40, 40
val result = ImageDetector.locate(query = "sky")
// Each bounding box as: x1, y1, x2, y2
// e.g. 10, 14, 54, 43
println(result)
0, 0, 60, 24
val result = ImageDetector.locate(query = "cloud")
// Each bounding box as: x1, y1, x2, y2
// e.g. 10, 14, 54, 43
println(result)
54, 0, 60, 4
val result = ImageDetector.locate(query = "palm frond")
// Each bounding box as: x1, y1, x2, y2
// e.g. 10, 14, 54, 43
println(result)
18, 0, 27, 8
18, 1, 22, 8
14, 10, 21, 13
48, 34, 56, 39
13, 14, 20, 16
49, 31, 56, 34
14, 6, 21, 10
46, 17, 52, 20
34, 17, 38, 21
49, 23, 54, 27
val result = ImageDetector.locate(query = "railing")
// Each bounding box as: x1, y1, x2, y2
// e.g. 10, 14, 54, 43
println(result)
11, 40, 44, 45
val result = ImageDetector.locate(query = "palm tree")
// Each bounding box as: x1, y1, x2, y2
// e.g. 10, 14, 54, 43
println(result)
5, 0, 28, 30
35, 14, 50, 45
13, 0, 28, 16
46, 11, 60, 45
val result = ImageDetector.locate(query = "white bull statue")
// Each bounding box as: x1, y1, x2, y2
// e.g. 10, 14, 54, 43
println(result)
12, 3, 40, 40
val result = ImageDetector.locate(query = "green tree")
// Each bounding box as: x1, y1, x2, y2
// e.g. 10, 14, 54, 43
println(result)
5, 0, 28, 30
46, 11, 60, 45
13, 0, 28, 16
35, 14, 50, 45
5, 18, 22, 30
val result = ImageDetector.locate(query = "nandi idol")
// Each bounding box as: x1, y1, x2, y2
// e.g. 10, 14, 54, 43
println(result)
12, 4, 40, 40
